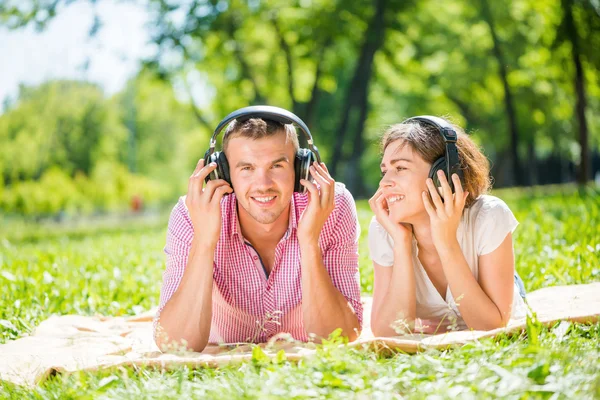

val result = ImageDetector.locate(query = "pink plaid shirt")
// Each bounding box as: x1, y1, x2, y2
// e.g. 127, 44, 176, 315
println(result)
155, 183, 362, 344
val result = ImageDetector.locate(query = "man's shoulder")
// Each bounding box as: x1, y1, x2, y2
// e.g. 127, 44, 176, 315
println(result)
326, 182, 360, 242
168, 196, 193, 228
326, 182, 359, 233
332, 182, 356, 213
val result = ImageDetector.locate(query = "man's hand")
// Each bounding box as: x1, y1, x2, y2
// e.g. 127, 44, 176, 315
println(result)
297, 162, 336, 243
185, 159, 233, 250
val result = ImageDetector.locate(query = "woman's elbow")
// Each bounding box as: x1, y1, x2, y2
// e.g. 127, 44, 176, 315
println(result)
371, 320, 396, 337
468, 316, 510, 331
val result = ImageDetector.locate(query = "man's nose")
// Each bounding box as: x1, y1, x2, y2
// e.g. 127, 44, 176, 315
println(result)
254, 169, 275, 187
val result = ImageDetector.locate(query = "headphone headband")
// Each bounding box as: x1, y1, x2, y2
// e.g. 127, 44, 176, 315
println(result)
401, 115, 463, 193
208, 105, 321, 163
402, 115, 457, 143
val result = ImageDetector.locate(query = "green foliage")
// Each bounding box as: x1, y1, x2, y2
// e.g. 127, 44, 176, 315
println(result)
2, 0, 600, 209
0, 81, 124, 181
0, 73, 205, 215
0, 162, 168, 216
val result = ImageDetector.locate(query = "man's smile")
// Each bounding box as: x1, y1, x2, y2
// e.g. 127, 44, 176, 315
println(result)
251, 195, 277, 207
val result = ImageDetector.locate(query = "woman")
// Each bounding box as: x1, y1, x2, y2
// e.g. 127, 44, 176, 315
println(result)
368, 116, 527, 336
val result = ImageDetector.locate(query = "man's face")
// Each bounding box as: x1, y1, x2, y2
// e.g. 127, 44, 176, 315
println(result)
227, 133, 296, 225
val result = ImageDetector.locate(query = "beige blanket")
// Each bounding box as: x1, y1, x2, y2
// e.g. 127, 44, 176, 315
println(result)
1, 283, 598, 387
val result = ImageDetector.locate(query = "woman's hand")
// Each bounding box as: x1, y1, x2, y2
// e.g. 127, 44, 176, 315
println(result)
422, 170, 469, 252
369, 188, 413, 247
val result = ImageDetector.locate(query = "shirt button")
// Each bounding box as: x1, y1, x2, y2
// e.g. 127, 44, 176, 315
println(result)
253, 256, 258, 260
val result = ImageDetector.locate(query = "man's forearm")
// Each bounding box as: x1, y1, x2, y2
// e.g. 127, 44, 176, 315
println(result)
299, 241, 360, 341
155, 239, 215, 352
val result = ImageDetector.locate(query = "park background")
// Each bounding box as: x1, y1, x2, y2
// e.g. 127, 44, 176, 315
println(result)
1, 0, 599, 398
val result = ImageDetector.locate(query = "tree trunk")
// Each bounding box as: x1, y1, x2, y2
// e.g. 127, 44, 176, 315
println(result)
562, 0, 590, 184
480, 0, 521, 186
272, 16, 298, 114
304, 38, 332, 130
527, 139, 537, 186
330, 0, 387, 185
227, 14, 265, 104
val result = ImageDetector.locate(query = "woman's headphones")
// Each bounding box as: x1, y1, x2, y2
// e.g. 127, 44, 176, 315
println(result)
402, 115, 465, 193
203, 105, 322, 193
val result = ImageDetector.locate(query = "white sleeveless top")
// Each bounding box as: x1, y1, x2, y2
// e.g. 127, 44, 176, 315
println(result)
368, 195, 527, 329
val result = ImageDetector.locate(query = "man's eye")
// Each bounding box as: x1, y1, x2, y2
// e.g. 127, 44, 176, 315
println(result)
272, 164, 283, 169
381, 170, 387, 177
241, 166, 251, 171
396, 167, 406, 172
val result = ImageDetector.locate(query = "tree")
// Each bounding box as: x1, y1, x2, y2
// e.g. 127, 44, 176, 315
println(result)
556, 0, 595, 184
0, 81, 126, 183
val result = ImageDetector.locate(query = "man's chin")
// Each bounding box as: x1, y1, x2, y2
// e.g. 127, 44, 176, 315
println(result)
248, 208, 284, 225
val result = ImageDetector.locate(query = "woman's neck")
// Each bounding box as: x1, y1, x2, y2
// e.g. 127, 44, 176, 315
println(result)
410, 213, 437, 256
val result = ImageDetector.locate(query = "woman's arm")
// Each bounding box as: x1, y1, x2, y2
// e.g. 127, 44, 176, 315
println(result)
423, 172, 516, 331
371, 245, 416, 337
438, 233, 515, 330
368, 187, 418, 337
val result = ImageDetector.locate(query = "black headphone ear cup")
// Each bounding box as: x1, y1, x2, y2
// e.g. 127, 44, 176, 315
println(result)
203, 150, 218, 183
429, 157, 447, 191
294, 148, 315, 192
217, 151, 231, 187
203, 151, 232, 189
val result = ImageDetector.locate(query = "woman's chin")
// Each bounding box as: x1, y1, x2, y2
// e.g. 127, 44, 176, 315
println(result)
389, 208, 413, 224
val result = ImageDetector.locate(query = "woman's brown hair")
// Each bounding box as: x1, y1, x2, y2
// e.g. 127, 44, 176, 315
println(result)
381, 119, 491, 208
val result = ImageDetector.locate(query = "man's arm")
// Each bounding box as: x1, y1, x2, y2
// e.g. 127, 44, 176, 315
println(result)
299, 241, 361, 341
298, 163, 362, 341
155, 237, 216, 352
154, 159, 232, 352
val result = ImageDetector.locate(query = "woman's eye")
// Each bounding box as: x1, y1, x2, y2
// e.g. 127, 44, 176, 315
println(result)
381, 170, 387, 177
396, 167, 406, 172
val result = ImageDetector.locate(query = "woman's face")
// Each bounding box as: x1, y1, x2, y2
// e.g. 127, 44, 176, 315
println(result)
379, 140, 431, 224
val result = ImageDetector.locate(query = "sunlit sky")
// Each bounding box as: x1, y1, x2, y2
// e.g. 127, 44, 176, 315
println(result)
0, 1, 154, 109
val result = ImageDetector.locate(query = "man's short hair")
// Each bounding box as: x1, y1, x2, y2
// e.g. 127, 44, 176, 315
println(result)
222, 118, 300, 156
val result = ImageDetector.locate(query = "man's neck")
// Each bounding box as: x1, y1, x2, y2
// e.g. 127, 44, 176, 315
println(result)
238, 203, 291, 248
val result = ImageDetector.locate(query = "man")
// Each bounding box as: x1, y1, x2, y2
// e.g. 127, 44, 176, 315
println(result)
154, 112, 362, 352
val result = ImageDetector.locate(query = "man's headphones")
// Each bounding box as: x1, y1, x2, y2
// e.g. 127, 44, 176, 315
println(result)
203, 105, 322, 193
401, 115, 465, 193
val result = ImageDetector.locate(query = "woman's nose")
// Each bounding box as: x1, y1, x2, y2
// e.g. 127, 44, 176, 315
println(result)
379, 173, 395, 188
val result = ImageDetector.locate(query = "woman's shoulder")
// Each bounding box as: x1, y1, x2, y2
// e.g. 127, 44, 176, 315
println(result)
466, 194, 513, 220
369, 215, 390, 238
466, 194, 519, 255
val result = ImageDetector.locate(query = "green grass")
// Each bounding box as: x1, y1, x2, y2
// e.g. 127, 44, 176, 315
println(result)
1, 185, 599, 398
